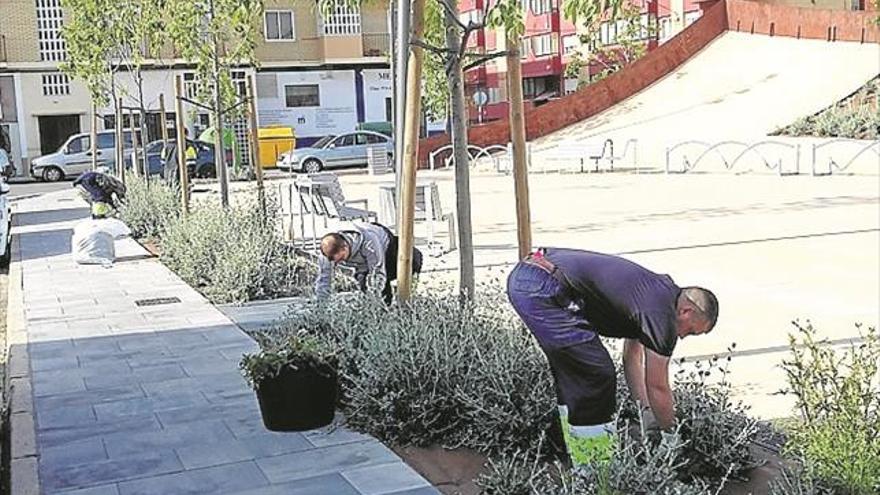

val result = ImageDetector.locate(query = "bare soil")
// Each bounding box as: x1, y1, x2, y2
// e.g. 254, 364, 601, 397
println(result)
394, 444, 786, 495
139, 239, 161, 257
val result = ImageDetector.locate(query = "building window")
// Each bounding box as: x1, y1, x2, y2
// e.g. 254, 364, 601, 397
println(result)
562, 35, 579, 55
265, 11, 295, 40
321, 0, 361, 36
522, 0, 552, 14
532, 0, 552, 15
519, 37, 529, 58
639, 13, 651, 39
459, 9, 484, 26
285, 85, 320, 107
231, 70, 247, 97
42, 73, 70, 96
600, 21, 617, 45
36, 0, 66, 61
659, 16, 672, 40
684, 11, 702, 26
530, 34, 555, 57
487, 87, 501, 104
522, 77, 545, 99
183, 72, 199, 99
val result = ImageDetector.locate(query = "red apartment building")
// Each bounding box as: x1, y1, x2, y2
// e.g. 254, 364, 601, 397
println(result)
460, 0, 705, 123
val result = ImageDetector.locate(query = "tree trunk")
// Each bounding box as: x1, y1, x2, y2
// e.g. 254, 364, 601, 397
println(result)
136, 70, 150, 182
210, 0, 229, 208
443, 4, 475, 300
90, 103, 98, 171
396, 0, 427, 301
507, 34, 531, 259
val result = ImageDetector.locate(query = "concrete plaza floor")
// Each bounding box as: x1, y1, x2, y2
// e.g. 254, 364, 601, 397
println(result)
279, 166, 879, 419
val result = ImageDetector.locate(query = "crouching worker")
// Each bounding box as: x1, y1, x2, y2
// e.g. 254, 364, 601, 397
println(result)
315, 222, 423, 304
506, 248, 719, 467
73, 171, 127, 218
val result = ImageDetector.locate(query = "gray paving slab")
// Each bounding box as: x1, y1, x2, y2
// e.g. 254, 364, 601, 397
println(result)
40, 451, 184, 492
12, 191, 435, 494
255, 441, 400, 484
55, 485, 121, 495
40, 438, 109, 471
103, 420, 234, 459
342, 462, 432, 495
226, 474, 361, 495
116, 461, 270, 495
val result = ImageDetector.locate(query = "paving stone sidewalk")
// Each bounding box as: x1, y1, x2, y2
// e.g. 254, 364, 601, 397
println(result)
8, 190, 437, 495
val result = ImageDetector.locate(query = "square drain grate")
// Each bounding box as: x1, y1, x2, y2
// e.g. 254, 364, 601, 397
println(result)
135, 297, 182, 307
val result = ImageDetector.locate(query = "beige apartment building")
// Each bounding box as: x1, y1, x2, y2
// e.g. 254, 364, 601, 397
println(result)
0, 0, 391, 175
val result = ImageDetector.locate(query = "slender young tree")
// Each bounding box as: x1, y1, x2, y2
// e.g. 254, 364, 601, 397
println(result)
164, 0, 263, 207
62, 0, 167, 177
415, 0, 511, 299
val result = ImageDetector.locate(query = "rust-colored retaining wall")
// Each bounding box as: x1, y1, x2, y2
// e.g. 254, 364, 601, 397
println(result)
727, 0, 879, 42
417, 0, 880, 167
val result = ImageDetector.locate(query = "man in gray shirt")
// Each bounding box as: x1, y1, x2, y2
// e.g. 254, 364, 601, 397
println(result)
315, 222, 423, 304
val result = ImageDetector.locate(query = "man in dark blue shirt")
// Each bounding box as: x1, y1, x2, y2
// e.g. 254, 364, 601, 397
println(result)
506, 248, 718, 467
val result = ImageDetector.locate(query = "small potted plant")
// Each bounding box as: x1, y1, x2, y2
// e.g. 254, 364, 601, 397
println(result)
240, 331, 339, 431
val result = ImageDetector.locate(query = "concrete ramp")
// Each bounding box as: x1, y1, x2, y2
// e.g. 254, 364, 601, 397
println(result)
533, 31, 880, 171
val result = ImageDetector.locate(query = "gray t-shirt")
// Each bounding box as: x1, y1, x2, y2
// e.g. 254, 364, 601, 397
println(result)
314, 223, 391, 299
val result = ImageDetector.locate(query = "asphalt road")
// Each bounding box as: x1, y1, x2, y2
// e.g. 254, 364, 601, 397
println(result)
7, 178, 73, 200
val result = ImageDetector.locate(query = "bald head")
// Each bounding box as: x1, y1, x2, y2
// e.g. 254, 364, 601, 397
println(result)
680, 286, 719, 330
320, 233, 349, 263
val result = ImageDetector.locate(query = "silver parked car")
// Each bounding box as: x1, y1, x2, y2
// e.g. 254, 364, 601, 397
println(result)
31, 130, 139, 182
277, 131, 394, 173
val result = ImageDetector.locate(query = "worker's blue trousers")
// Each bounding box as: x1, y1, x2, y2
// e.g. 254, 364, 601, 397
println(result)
507, 262, 617, 426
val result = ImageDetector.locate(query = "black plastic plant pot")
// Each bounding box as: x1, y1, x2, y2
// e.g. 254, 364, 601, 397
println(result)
255, 365, 338, 432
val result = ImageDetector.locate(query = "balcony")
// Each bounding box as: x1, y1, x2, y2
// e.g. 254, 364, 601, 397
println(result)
362, 33, 390, 57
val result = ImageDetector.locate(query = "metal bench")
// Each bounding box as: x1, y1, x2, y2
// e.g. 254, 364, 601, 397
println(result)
537, 139, 638, 173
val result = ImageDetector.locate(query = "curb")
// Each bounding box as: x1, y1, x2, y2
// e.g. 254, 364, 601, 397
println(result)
5, 233, 41, 495
8, 194, 42, 203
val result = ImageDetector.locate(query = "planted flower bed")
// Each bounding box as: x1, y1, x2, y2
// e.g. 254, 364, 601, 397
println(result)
118, 176, 352, 304
250, 288, 795, 494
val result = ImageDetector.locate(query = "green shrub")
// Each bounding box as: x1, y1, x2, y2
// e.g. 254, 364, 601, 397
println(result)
258, 284, 557, 454
160, 195, 317, 304
478, 424, 715, 494
769, 464, 834, 495
775, 77, 880, 140
240, 331, 338, 389
118, 173, 181, 239
779, 322, 880, 494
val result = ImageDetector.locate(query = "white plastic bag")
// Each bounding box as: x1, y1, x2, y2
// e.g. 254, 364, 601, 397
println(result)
72, 220, 116, 265
99, 218, 131, 239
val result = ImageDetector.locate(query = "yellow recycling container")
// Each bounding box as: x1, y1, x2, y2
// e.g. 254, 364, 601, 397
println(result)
258, 126, 296, 169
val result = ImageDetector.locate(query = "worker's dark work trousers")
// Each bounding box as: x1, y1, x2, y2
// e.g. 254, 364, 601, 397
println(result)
506, 262, 617, 426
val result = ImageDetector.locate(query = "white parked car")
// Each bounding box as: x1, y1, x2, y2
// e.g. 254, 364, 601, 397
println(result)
277, 131, 394, 173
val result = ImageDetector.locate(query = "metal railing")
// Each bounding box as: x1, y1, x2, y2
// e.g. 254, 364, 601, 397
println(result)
665, 140, 801, 176
428, 143, 509, 172
666, 138, 880, 176
362, 33, 390, 57
811, 138, 880, 176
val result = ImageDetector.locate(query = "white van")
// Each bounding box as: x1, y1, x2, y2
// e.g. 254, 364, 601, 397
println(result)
30, 130, 139, 182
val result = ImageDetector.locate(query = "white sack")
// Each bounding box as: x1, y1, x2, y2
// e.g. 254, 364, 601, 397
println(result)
72, 220, 116, 265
